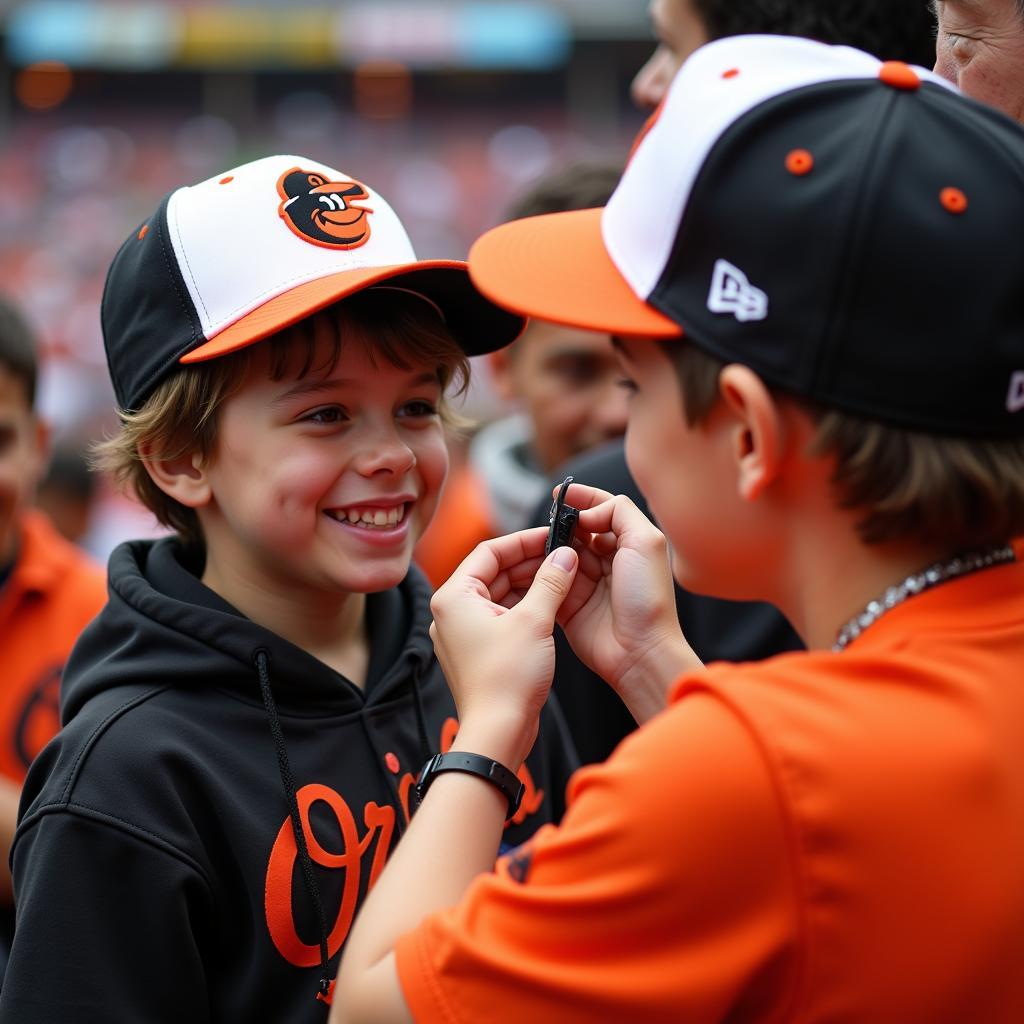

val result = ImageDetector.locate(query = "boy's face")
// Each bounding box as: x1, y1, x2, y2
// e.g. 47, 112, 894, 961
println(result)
0, 365, 47, 565
490, 321, 629, 474
198, 338, 449, 597
614, 337, 758, 597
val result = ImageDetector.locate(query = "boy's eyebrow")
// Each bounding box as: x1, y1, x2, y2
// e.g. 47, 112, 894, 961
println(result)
272, 371, 440, 404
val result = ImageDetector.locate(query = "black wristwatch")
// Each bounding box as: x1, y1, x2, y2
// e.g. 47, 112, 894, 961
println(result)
415, 752, 525, 820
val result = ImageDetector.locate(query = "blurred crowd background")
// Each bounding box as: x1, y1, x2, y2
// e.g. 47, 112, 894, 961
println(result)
0, 0, 654, 559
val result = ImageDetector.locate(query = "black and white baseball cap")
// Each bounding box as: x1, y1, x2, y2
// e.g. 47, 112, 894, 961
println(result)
469, 35, 1024, 437
101, 154, 525, 411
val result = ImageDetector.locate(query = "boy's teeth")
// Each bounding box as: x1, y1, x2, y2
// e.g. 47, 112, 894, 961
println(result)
336, 504, 406, 528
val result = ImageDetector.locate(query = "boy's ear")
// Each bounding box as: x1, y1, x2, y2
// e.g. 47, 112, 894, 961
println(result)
139, 446, 212, 509
717, 365, 784, 502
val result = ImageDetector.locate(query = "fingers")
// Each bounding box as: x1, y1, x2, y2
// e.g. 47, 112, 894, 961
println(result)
515, 546, 579, 627
576, 493, 665, 556
445, 527, 550, 592
557, 481, 615, 511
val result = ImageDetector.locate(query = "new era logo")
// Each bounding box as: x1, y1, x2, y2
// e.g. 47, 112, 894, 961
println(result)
707, 259, 768, 323
1008, 372, 1024, 414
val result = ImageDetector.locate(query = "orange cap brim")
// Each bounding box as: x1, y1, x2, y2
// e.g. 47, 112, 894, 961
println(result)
468, 208, 682, 338
180, 260, 523, 363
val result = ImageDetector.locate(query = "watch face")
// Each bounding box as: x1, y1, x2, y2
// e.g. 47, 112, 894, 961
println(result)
414, 755, 439, 804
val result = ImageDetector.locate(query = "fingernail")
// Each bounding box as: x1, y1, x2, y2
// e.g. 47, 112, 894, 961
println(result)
551, 546, 577, 572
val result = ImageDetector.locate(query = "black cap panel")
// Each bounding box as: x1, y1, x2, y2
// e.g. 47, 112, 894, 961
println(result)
826, 89, 1024, 436
101, 192, 204, 412
648, 79, 1024, 437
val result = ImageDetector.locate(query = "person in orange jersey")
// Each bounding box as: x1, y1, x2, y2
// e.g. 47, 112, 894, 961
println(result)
0, 297, 106, 965
331, 37, 1024, 1023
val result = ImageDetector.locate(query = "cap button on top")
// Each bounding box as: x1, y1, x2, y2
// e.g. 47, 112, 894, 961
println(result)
878, 61, 920, 91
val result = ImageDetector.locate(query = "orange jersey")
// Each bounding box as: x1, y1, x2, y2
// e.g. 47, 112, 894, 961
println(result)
0, 511, 106, 782
397, 559, 1024, 1022
414, 465, 496, 589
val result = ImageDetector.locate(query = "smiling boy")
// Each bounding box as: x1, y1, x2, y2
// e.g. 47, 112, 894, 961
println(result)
0, 156, 576, 1023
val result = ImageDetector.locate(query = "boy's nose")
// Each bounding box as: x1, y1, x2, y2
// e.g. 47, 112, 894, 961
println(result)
354, 430, 417, 477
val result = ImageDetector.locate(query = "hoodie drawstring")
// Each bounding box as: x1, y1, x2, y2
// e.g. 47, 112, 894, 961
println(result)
410, 658, 433, 772
254, 649, 333, 1002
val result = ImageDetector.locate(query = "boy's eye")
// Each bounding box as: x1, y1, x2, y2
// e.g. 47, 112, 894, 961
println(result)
304, 406, 347, 426
617, 377, 638, 396
549, 355, 600, 386
400, 400, 439, 419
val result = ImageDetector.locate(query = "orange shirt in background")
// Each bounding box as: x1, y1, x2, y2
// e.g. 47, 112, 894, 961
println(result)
414, 465, 496, 589
397, 559, 1024, 1022
0, 511, 106, 782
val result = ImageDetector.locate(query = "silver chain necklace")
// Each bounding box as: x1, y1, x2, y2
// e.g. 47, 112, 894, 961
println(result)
832, 544, 1016, 652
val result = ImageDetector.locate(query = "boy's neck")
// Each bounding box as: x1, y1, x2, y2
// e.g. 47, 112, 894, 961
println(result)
200, 553, 370, 688
782, 532, 959, 652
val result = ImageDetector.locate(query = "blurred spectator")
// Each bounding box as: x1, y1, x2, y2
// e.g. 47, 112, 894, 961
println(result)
35, 443, 97, 547
933, 0, 1024, 123
415, 163, 625, 588
0, 297, 106, 969
633, 0, 938, 109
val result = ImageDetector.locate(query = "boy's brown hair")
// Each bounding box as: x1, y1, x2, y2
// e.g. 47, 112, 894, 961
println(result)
662, 342, 1024, 550
95, 290, 469, 547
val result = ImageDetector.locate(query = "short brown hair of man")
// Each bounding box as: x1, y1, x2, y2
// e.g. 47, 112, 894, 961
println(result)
95, 289, 470, 548
660, 341, 1024, 550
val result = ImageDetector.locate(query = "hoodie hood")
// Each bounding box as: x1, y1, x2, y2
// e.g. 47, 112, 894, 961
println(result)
63, 537, 435, 724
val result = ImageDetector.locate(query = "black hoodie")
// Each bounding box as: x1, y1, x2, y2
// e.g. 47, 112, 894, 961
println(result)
0, 538, 577, 1023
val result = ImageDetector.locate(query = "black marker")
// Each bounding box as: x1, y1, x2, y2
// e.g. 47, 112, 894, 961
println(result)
545, 476, 580, 555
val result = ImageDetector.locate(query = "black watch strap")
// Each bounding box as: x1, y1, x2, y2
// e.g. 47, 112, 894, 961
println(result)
415, 752, 525, 820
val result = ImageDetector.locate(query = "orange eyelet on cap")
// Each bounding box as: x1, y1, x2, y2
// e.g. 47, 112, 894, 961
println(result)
940, 187, 968, 214
722, 68, 740, 79
219, 176, 234, 185
878, 61, 920, 91
786, 149, 814, 176
138, 224, 149, 240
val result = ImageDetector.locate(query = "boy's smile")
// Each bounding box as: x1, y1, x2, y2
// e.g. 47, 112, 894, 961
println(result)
196, 336, 448, 610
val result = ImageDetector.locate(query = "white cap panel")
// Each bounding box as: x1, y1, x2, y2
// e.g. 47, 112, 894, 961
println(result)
602, 35, 946, 303
166, 154, 417, 340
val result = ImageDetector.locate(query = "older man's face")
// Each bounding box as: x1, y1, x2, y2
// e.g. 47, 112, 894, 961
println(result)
934, 0, 1024, 123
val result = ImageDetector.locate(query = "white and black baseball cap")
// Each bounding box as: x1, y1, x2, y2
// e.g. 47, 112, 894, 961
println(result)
469, 35, 1024, 438
101, 154, 525, 411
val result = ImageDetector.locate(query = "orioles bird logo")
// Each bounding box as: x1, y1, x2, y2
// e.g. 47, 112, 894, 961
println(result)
276, 167, 373, 250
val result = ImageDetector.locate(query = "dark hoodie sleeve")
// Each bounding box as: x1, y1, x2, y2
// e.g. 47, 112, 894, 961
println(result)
0, 811, 212, 1023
